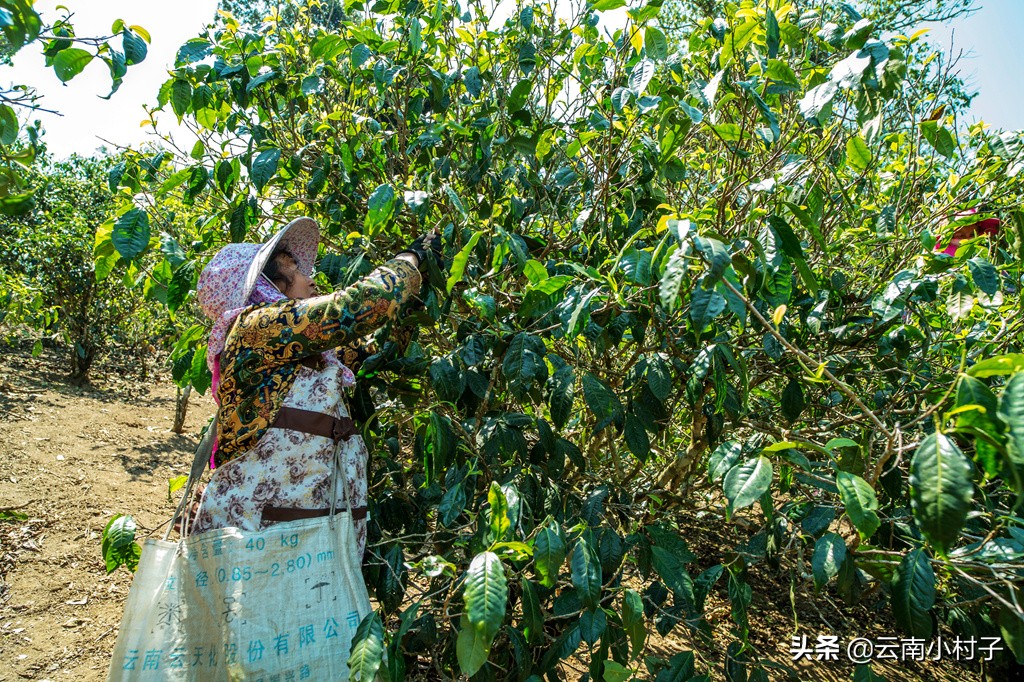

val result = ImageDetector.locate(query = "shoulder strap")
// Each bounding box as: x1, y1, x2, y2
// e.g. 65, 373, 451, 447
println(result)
164, 415, 218, 541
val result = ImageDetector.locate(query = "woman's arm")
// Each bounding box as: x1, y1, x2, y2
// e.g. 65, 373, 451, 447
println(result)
214, 252, 425, 458
333, 252, 420, 373
225, 257, 422, 366
338, 319, 417, 374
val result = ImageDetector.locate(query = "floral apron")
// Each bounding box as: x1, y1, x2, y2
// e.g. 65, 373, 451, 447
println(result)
191, 352, 368, 560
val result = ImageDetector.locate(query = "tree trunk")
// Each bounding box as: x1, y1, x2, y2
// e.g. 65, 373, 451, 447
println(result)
172, 384, 192, 434
139, 343, 148, 382
654, 388, 710, 492
69, 343, 96, 386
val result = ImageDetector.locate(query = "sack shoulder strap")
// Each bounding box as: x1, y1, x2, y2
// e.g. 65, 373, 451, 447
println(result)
164, 415, 217, 541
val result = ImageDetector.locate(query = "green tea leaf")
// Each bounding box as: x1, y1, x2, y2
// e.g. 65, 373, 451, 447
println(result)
348, 611, 386, 682
999, 372, 1024, 467
447, 230, 483, 293
999, 607, 1024, 664
723, 456, 772, 513
464, 551, 507, 642
582, 372, 623, 432
101, 514, 139, 574
846, 135, 871, 172
836, 472, 880, 540
954, 374, 999, 433
0, 105, 19, 145
167, 475, 187, 501
549, 362, 575, 431
781, 379, 805, 423
765, 58, 799, 86
112, 208, 150, 261
708, 441, 742, 483
968, 354, 1024, 378
52, 48, 93, 82
765, 7, 780, 57
579, 607, 606, 645
968, 257, 999, 296
503, 332, 546, 397
508, 79, 532, 112
812, 532, 846, 590
122, 28, 148, 65
644, 27, 668, 60
659, 248, 687, 311
426, 411, 455, 478
909, 433, 973, 556
689, 285, 726, 331
651, 546, 694, 605
429, 357, 464, 404
534, 521, 566, 588
571, 536, 601, 609
488, 481, 511, 541
798, 81, 838, 121
603, 660, 634, 682
646, 356, 671, 401
891, 548, 935, 638
364, 183, 396, 235
250, 148, 280, 193
920, 120, 956, 158
624, 410, 650, 461
521, 577, 544, 644
621, 588, 645, 658
628, 58, 655, 96
946, 289, 974, 322
456, 613, 491, 676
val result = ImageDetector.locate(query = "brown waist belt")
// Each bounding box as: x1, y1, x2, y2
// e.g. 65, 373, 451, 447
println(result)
270, 405, 358, 442
262, 506, 367, 524
263, 406, 364, 525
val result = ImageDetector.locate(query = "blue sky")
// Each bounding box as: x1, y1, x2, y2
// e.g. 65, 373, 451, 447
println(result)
3, 0, 1022, 158
922, 0, 1024, 131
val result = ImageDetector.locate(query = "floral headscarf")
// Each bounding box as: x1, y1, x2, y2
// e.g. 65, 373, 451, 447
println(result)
195, 218, 320, 394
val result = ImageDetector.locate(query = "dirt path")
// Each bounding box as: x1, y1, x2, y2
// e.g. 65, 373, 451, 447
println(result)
0, 352, 213, 681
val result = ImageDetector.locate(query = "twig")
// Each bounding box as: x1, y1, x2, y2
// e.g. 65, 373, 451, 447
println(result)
719, 277, 893, 440
867, 425, 901, 486
93, 625, 115, 642
0, 500, 36, 511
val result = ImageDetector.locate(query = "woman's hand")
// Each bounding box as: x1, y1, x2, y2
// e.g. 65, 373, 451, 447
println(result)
396, 228, 442, 274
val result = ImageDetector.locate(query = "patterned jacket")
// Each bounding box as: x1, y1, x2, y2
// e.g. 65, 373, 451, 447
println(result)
191, 258, 422, 554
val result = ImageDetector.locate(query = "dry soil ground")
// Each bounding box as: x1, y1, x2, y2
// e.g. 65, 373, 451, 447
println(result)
0, 350, 1011, 681
0, 351, 213, 681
